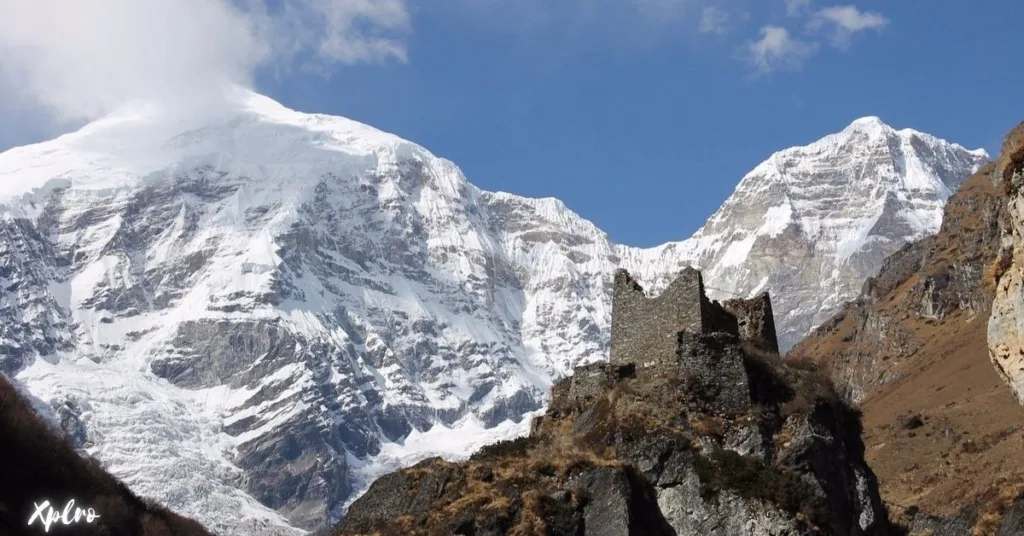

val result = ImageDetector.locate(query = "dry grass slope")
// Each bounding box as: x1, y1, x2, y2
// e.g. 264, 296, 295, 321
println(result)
999, 121, 1024, 189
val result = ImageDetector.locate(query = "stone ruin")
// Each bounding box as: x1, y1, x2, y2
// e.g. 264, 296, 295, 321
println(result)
550, 268, 781, 418
610, 267, 780, 367
344, 269, 896, 536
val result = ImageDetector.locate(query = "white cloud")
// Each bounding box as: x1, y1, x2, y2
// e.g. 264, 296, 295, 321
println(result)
785, 0, 812, 17
0, 0, 411, 124
809, 5, 889, 48
0, 0, 893, 136
282, 0, 411, 64
698, 6, 749, 35
699, 7, 730, 34
737, 3, 887, 74
746, 25, 818, 73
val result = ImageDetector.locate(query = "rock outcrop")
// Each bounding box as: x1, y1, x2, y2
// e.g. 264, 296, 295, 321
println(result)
333, 270, 897, 536
988, 122, 1024, 404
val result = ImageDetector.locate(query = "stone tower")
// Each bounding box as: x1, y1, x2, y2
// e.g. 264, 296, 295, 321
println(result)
611, 267, 713, 369
609, 268, 780, 370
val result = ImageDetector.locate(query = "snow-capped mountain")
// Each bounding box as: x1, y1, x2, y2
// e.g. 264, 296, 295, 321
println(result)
0, 91, 986, 534
619, 116, 989, 349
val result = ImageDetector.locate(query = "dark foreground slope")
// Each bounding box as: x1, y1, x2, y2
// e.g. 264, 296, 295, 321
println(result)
0, 374, 213, 536
790, 124, 1024, 535
333, 273, 900, 536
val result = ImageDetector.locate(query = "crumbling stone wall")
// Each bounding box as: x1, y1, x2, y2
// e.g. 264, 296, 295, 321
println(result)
608, 268, 779, 410
610, 268, 711, 369
610, 268, 781, 365
723, 293, 780, 354
676, 332, 752, 415
548, 362, 636, 411
705, 299, 740, 338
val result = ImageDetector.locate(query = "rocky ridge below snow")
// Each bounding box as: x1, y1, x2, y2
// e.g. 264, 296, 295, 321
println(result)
790, 120, 1024, 536
334, 270, 896, 536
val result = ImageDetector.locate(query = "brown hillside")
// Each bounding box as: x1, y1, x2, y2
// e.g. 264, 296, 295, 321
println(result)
789, 146, 1024, 531
0, 374, 213, 536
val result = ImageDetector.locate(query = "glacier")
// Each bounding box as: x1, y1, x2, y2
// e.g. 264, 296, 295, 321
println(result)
0, 90, 987, 534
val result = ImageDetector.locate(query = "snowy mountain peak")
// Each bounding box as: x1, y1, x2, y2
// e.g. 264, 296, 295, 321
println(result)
0, 93, 990, 534
0, 89, 420, 208
843, 115, 891, 135
617, 116, 988, 350
833, 116, 990, 160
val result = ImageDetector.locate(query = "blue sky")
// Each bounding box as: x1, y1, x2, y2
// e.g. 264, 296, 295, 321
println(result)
2, 0, 1022, 247
256, 0, 1023, 246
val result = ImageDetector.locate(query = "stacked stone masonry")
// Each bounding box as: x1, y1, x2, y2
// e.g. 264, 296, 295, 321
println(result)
610, 268, 780, 369
607, 268, 780, 417
723, 293, 780, 355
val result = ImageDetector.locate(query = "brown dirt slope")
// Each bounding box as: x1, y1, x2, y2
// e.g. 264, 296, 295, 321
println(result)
0, 374, 213, 536
789, 135, 1024, 533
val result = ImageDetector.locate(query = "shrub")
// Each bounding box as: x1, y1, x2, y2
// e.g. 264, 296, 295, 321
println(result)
471, 436, 540, 461
985, 248, 1013, 287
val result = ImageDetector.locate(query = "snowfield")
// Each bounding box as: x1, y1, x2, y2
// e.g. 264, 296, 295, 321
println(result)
0, 90, 987, 533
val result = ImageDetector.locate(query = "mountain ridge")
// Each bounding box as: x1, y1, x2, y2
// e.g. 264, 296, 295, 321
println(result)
618, 114, 988, 349
333, 270, 897, 535
0, 92, 987, 533
788, 123, 1024, 535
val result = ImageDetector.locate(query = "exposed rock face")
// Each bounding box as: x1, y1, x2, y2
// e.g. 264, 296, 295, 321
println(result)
337, 456, 676, 536
51, 394, 92, 451
0, 92, 984, 533
791, 161, 1010, 402
333, 270, 896, 536
791, 122, 1024, 534
724, 293, 780, 355
988, 122, 1024, 404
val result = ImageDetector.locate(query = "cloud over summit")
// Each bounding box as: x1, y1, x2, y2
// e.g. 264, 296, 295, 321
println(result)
0, 0, 411, 124
0, 0, 893, 134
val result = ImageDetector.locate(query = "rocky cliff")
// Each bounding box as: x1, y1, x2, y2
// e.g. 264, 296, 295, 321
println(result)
790, 159, 1009, 402
791, 122, 1024, 535
333, 270, 897, 536
987, 122, 1024, 404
